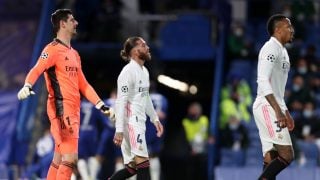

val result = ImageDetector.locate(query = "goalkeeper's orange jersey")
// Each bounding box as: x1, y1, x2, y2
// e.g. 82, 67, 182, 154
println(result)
25, 38, 101, 119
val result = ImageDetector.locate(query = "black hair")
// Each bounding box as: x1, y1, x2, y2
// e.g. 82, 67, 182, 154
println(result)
51, 9, 73, 35
120, 36, 141, 62
267, 14, 287, 36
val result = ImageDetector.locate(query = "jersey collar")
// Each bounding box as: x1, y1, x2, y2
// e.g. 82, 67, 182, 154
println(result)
270, 37, 283, 48
54, 38, 71, 49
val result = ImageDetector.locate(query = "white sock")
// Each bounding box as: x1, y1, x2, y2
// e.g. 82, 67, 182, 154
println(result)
77, 159, 90, 180
150, 157, 161, 180
88, 157, 101, 179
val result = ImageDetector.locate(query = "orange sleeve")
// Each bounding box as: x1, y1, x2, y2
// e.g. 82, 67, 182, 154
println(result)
25, 45, 56, 86
77, 53, 101, 105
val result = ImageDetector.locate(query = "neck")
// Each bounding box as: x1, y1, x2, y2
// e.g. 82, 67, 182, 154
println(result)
56, 32, 72, 47
131, 56, 144, 66
273, 35, 285, 46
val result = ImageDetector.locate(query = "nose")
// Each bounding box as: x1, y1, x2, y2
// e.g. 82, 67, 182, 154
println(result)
290, 27, 294, 34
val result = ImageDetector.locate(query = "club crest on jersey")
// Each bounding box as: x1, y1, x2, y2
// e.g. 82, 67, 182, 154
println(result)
121, 86, 128, 93
266, 54, 275, 62
40, 52, 49, 60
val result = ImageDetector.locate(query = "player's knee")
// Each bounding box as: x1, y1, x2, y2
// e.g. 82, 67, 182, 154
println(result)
282, 151, 294, 163
127, 161, 136, 169
285, 152, 294, 163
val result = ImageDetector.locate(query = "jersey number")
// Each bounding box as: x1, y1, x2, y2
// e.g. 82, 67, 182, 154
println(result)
274, 121, 283, 132
137, 134, 143, 144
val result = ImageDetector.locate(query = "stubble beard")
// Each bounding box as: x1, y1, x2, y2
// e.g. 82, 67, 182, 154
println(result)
139, 51, 151, 61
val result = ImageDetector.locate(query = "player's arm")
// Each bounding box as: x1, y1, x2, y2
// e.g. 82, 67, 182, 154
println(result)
258, 47, 287, 128
17, 48, 55, 100
146, 93, 163, 137
113, 70, 132, 146
77, 57, 113, 117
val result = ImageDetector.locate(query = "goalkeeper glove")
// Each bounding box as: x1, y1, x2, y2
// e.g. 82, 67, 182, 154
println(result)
95, 101, 116, 122
17, 83, 35, 100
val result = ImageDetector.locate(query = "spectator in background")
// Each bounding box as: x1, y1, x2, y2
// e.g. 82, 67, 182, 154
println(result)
220, 115, 249, 151
182, 102, 210, 180
309, 75, 320, 109
146, 81, 168, 180
96, 89, 123, 179
287, 74, 313, 114
219, 75, 252, 129
220, 115, 249, 166
293, 101, 320, 166
304, 44, 318, 64
77, 99, 104, 180
23, 122, 54, 179
88, 0, 122, 42
291, 0, 315, 40
227, 22, 255, 60
293, 101, 320, 142
293, 57, 310, 81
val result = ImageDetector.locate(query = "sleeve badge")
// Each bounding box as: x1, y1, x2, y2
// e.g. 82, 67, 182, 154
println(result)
40, 52, 49, 60
266, 54, 275, 62
121, 86, 128, 93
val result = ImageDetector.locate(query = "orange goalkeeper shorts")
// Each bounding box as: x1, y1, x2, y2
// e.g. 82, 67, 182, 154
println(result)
50, 114, 80, 154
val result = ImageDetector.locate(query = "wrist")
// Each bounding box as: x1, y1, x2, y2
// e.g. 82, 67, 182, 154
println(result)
95, 100, 105, 110
152, 117, 160, 124
24, 83, 32, 88
116, 128, 123, 133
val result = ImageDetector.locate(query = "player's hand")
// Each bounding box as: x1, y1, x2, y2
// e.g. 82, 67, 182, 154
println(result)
285, 111, 295, 131
102, 106, 116, 122
17, 83, 35, 100
153, 120, 164, 137
113, 132, 123, 147
95, 101, 116, 122
276, 111, 287, 128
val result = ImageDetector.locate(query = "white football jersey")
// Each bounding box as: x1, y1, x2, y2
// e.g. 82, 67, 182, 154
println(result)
255, 37, 290, 111
115, 59, 157, 132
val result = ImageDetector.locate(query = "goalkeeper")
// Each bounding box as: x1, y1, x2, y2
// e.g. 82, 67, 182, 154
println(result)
17, 9, 114, 180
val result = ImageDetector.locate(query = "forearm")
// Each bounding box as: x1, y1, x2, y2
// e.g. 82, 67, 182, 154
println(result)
25, 66, 44, 86
81, 84, 101, 105
145, 95, 158, 122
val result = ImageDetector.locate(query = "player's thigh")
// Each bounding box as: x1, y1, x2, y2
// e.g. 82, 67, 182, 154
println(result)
59, 114, 80, 155
121, 131, 135, 165
127, 123, 148, 159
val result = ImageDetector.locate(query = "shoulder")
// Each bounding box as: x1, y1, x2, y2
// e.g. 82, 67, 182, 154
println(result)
142, 66, 149, 74
39, 43, 58, 60
118, 63, 134, 79
259, 39, 281, 59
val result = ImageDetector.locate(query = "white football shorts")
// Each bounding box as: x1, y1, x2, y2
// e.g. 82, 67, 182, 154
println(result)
252, 100, 292, 156
121, 122, 149, 165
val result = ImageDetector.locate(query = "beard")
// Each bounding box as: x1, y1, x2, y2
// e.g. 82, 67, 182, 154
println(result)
138, 50, 151, 61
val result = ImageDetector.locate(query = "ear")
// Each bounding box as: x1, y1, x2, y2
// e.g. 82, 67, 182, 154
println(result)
274, 26, 281, 35
60, 20, 65, 28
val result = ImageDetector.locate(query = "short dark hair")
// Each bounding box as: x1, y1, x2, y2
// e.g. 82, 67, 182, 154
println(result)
51, 9, 73, 34
120, 37, 141, 62
267, 14, 287, 36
